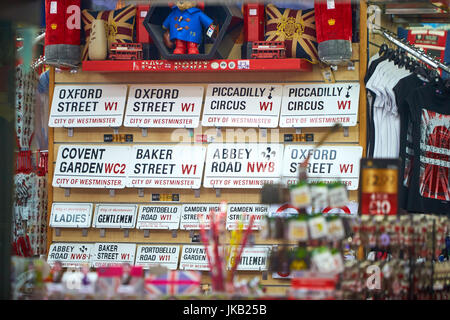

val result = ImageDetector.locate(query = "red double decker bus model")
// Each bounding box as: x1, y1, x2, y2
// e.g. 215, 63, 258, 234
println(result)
251, 41, 286, 59
109, 43, 143, 60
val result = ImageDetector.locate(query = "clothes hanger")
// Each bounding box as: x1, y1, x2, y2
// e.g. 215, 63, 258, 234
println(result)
413, 62, 430, 81
393, 48, 402, 66
379, 43, 388, 56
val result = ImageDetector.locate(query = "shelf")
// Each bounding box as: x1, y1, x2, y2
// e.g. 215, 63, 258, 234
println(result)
81, 58, 313, 73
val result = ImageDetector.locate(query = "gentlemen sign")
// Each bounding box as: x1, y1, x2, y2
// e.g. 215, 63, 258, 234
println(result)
282, 146, 363, 190
126, 145, 206, 189
201, 84, 283, 128
91, 243, 136, 267
135, 245, 180, 270
204, 144, 284, 188
47, 243, 94, 267
124, 85, 204, 128
228, 246, 270, 271
49, 85, 127, 127
92, 204, 137, 229
180, 204, 220, 230
49, 203, 93, 228
136, 205, 181, 229
280, 83, 360, 127
226, 204, 269, 230
53, 145, 129, 189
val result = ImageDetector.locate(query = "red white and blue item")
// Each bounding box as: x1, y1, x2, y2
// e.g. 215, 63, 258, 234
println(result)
144, 271, 201, 297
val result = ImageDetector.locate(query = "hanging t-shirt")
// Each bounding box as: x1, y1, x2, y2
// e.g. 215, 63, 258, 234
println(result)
405, 85, 450, 214
394, 74, 430, 210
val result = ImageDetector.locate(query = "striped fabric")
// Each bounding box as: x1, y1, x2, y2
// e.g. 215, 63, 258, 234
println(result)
81, 4, 136, 60
265, 4, 319, 64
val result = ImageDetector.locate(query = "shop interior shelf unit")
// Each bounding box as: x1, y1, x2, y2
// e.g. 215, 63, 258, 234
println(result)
81, 59, 313, 73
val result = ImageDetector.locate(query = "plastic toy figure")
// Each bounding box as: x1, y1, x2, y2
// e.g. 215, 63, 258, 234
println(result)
162, 1, 215, 55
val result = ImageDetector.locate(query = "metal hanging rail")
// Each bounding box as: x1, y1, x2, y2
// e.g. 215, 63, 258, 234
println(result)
372, 26, 450, 74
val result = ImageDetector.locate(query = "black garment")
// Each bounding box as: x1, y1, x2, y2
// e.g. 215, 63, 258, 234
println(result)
394, 74, 430, 210
405, 85, 450, 214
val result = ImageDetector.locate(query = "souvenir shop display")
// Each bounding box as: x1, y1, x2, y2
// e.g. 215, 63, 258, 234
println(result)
7, 0, 450, 303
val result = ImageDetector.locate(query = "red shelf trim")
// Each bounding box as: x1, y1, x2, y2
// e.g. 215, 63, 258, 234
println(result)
81, 59, 313, 73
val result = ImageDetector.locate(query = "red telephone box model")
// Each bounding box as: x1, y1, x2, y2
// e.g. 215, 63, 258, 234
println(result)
137, 5, 153, 44
109, 43, 143, 60
314, 0, 353, 65
244, 3, 265, 42
251, 41, 286, 59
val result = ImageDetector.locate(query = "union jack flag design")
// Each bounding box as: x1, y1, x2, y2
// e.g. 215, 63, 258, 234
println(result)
144, 271, 201, 297
265, 4, 319, 63
81, 5, 136, 61
419, 109, 450, 201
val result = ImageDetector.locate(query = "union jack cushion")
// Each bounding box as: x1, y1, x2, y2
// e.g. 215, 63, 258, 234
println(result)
144, 271, 201, 298
81, 4, 136, 60
265, 4, 319, 63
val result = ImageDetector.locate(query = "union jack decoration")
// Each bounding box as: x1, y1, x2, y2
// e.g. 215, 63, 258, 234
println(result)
144, 271, 201, 297
81, 5, 136, 61
265, 4, 319, 63
419, 109, 450, 201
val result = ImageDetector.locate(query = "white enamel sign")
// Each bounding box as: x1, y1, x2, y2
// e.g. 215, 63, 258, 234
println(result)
227, 246, 270, 271
226, 204, 269, 230
47, 243, 94, 267
180, 204, 221, 230
91, 243, 136, 267
53, 145, 130, 189
204, 144, 284, 188
126, 145, 206, 189
179, 245, 215, 271
280, 83, 360, 127
201, 84, 283, 128
49, 203, 93, 228
92, 204, 138, 229
282, 145, 363, 191
135, 245, 180, 270
124, 85, 204, 128
136, 205, 181, 230
49, 85, 127, 127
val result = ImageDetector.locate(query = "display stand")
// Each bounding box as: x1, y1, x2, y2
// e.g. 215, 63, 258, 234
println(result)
46, 5, 368, 295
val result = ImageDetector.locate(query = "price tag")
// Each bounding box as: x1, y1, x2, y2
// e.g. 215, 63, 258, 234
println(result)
290, 184, 311, 208
308, 216, 328, 239
310, 184, 328, 209
359, 159, 400, 215
288, 220, 309, 242
327, 219, 345, 240
328, 184, 349, 208
311, 248, 335, 273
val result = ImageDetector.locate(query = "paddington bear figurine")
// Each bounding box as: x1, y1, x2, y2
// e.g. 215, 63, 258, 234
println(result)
162, 1, 214, 54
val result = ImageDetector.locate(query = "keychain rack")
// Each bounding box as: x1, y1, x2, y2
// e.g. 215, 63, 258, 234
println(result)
372, 26, 450, 74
